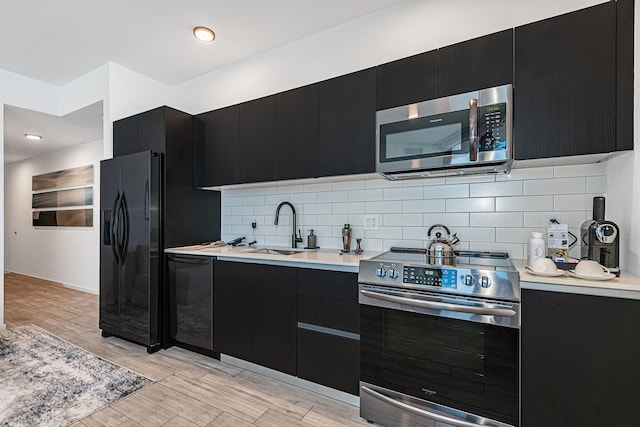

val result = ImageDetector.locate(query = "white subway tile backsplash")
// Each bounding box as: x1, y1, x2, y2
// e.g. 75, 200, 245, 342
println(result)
423, 213, 469, 227
470, 181, 522, 197
403, 199, 445, 213
446, 198, 494, 212
365, 201, 403, 214
365, 227, 403, 239
220, 164, 607, 253
332, 202, 365, 214
496, 196, 553, 212
524, 177, 585, 195
496, 166, 554, 181
290, 192, 318, 204
303, 182, 333, 193
424, 184, 469, 199
554, 194, 603, 211
333, 180, 366, 191
349, 189, 383, 202
454, 227, 495, 242
470, 212, 523, 228
383, 187, 423, 201
383, 214, 423, 227
318, 191, 349, 203
554, 163, 606, 177
586, 176, 606, 193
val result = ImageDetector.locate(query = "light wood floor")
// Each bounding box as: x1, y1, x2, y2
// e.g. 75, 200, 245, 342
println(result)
4, 273, 370, 427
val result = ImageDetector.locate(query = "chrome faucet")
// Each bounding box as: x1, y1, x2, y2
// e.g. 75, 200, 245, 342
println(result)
274, 201, 303, 248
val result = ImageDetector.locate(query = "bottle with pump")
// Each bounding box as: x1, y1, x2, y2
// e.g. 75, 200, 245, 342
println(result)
527, 231, 546, 267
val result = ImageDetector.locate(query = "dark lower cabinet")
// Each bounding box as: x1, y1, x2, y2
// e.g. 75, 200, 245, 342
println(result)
167, 254, 213, 352
297, 269, 360, 395
213, 260, 297, 375
521, 289, 640, 427
514, 2, 617, 160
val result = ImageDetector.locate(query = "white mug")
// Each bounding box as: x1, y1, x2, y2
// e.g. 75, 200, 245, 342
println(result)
531, 257, 557, 273
575, 260, 610, 277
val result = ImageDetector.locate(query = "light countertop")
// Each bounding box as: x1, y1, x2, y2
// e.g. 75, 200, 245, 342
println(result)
514, 259, 640, 299
165, 244, 381, 273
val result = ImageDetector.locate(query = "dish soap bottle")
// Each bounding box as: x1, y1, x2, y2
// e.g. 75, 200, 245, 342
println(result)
528, 231, 546, 267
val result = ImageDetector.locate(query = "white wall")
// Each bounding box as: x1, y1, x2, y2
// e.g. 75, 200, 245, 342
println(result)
4, 139, 103, 293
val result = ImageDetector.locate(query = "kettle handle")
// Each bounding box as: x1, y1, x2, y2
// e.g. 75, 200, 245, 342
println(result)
427, 224, 451, 238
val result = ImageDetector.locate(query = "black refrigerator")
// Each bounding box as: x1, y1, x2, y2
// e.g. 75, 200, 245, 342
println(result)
100, 151, 163, 352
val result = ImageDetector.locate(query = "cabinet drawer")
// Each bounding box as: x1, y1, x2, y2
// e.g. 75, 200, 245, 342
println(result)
298, 269, 357, 302
298, 296, 359, 334
297, 327, 360, 395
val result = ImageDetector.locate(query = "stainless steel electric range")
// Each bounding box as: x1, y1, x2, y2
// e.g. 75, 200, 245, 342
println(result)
358, 248, 521, 427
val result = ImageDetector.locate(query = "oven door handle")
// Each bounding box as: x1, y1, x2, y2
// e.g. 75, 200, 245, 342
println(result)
361, 385, 487, 427
360, 290, 517, 317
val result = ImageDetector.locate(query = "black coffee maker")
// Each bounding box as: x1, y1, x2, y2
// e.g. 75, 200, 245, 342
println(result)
580, 196, 620, 276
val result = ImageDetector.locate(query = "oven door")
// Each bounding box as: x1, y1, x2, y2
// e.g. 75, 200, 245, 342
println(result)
359, 285, 519, 427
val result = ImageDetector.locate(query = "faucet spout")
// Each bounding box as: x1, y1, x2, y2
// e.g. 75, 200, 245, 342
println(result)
274, 201, 303, 248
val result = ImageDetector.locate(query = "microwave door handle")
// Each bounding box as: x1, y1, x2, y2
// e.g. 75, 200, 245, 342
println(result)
469, 98, 478, 162
360, 289, 517, 317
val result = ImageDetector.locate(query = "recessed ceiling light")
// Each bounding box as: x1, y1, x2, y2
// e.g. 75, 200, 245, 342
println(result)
25, 134, 42, 141
193, 26, 215, 42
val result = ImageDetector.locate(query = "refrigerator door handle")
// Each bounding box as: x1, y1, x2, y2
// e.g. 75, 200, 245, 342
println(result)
111, 191, 122, 265
119, 191, 130, 262
144, 179, 150, 220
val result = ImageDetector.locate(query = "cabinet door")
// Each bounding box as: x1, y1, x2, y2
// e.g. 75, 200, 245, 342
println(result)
616, 0, 634, 151
138, 107, 165, 153
213, 260, 252, 360
521, 289, 640, 427
239, 95, 277, 183
195, 106, 240, 187
318, 68, 376, 177
275, 85, 319, 180
167, 255, 213, 351
251, 264, 298, 375
376, 49, 439, 110
113, 116, 138, 157
514, 3, 616, 160
438, 29, 513, 97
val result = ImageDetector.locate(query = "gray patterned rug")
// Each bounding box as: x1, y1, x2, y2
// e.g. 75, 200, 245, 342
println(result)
0, 325, 153, 426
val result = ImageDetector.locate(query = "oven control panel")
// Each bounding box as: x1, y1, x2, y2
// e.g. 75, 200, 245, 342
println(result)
403, 266, 457, 288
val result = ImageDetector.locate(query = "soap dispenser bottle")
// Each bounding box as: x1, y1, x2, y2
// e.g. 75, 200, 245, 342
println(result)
306, 229, 317, 249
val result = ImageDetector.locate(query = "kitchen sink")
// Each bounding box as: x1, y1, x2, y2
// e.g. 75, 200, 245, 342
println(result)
248, 248, 307, 255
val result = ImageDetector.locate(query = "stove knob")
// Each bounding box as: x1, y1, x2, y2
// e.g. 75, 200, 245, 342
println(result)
388, 268, 399, 279
376, 267, 387, 277
464, 275, 474, 286
481, 276, 491, 288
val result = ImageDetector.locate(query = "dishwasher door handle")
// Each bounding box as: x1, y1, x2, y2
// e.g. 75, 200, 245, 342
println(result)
360, 289, 517, 317
361, 385, 487, 427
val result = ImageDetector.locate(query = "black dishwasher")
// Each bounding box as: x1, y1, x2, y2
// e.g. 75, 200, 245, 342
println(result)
167, 254, 214, 353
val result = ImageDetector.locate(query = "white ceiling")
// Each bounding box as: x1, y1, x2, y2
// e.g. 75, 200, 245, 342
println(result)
4, 103, 104, 164
1, 0, 405, 163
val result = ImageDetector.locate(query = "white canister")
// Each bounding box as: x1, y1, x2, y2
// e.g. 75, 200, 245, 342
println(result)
527, 231, 546, 267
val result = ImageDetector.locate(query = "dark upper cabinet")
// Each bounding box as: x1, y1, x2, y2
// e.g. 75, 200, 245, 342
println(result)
438, 29, 513, 97
318, 68, 377, 177
239, 95, 277, 184
275, 84, 319, 180
194, 106, 240, 187
521, 289, 640, 427
376, 49, 439, 110
514, 2, 616, 160
616, 0, 634, 151
113, 115, 138, 157
112, 106, 221, 248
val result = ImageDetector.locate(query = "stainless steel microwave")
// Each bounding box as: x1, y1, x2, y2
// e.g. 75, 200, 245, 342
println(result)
376, 84, 513, 180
